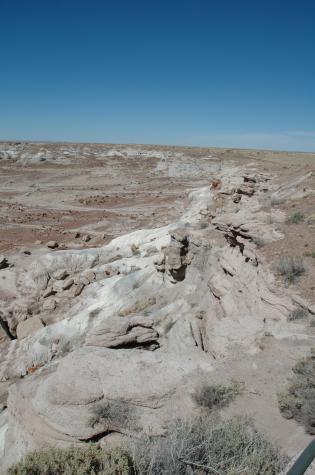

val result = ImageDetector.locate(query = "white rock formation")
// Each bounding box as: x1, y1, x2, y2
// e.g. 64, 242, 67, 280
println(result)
0, 162, 313, 470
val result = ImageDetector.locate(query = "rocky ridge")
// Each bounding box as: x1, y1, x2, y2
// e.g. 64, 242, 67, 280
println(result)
0, 159, 314, 471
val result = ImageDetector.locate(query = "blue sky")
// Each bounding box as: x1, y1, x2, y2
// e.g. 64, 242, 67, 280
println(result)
1, 0, 315, 151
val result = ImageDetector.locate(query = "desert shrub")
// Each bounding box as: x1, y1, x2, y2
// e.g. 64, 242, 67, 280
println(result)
270, 195, 285, 206
89, 400, 138, 429
193, 381, 242, 410
252, 236, 266, 248
199, 221, 209, 229
304, 250, 315, 258
278, 351, 315, 434
286, 211, 304, 224
288, 308, 309, 321
7, 445, 134, 475
131, 414, 287, 475
276, 256, 305, 284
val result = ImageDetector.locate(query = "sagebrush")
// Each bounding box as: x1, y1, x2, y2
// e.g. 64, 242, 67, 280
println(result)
7, 445, 134, 475
278, 351, 315, 434
286, 211, 304, 224
288, 308, 309, 321
131, 414, 288, 475
193, 381, 242, 410
276, 256, 305, 284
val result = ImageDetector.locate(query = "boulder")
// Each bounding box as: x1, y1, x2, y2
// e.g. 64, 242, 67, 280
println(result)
46, 241, 58, 249
16, 317, 44, 340
42, 287, 55, 298
43, 299, 57, 311
70, 283, 85, 297
80, 270, 95, 284
62, 277, 74, 290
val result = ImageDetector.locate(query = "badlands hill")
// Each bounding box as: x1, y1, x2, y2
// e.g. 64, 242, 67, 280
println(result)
0, 142, 315, 473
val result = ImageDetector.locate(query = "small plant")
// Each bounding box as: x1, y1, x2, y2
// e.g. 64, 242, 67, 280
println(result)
288, 308, 309, 321
89, 400, 137, 430
278, 351, 315, 434
271, 195, 285, 206
276, 256, 305, 284
304, 250, 315, 258
199, 221, 209, 229
193, 380, 242, 410
252, 236, 266, 248
286, 211, 304, 224
7, 445, 134, 475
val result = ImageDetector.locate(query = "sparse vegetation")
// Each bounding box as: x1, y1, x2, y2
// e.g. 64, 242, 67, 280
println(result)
89, 400, 138, 429
252, 236, 266, 248
270, 195, 285, 206
286, 211, 304, 224
7, 445, 134, 475
278, 351, 315, 434
199, 221, 209, 229
131, 414, 288, 475
288, 308, 309, 321
193, 380, 243, 410
276, 256, 306, 284
304, 250, 315, 258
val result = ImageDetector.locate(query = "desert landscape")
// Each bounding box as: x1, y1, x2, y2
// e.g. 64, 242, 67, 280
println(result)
0, 141, 315, 474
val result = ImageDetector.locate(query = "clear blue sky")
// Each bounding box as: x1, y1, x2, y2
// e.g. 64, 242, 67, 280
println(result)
1, 0, 315, 151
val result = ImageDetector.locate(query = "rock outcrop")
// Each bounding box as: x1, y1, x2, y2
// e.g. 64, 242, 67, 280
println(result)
0, 162, 314, 470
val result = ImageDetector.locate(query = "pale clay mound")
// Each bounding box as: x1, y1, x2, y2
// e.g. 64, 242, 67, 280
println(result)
0, 146, 315, 472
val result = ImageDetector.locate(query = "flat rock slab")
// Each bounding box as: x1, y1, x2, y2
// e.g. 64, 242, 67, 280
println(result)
16, 317, 44, 340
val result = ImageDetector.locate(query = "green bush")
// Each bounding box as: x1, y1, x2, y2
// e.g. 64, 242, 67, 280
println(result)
288, 308, 309, 321
304, 250, 315, 258
131, 415, 288, 475
193, 381, 242, 410
286, 211, 304, 224
7, 445, 134, 475
276, 256, 305, 284
278, 351, 315, 434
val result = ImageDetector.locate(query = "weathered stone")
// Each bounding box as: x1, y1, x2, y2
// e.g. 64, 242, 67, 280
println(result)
42, 287, 55, 298
71, 283, 85, 297
80, 270, 95, 284
308, 305, 315, 315
43, 299, 57, 311
46, 241, 58, 249
170, 229, 188, 243
0, 255, 9, 269
52, 269, 69, 280
233, 193, 242, 203
62, 277, 74, 290
86, 315, 158, 348
237, 184, 255, 196
16, 317, 44, 340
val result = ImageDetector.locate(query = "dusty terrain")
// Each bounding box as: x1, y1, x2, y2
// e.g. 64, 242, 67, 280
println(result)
0, 141, 315, 472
